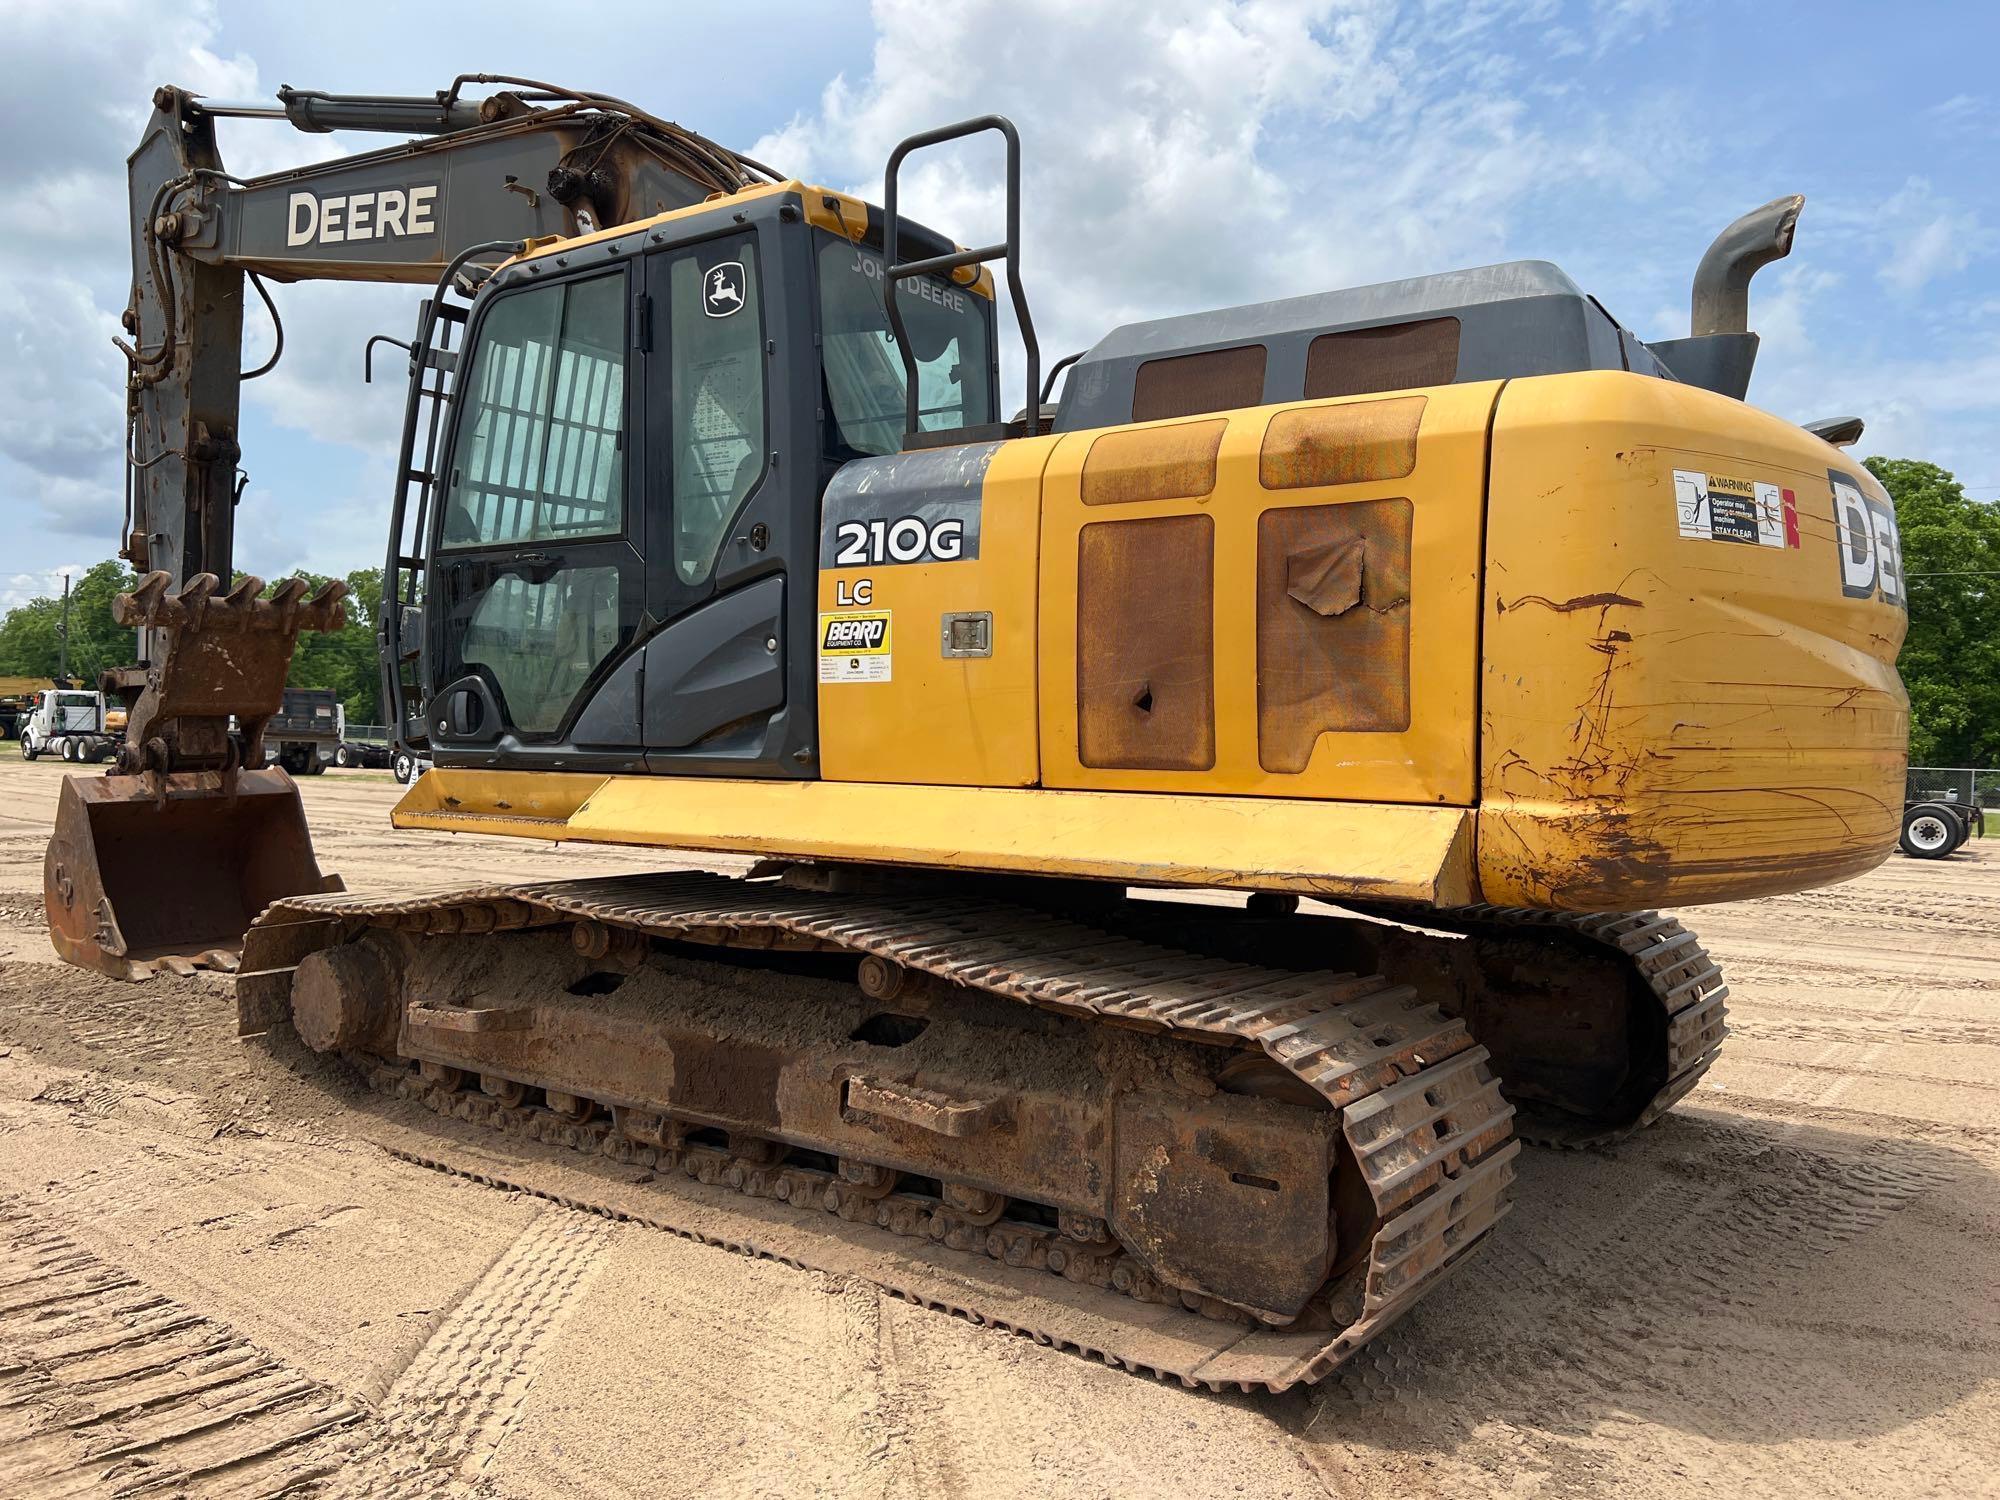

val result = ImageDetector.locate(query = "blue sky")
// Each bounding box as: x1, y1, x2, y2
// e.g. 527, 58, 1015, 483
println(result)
2, 0, 1995, 608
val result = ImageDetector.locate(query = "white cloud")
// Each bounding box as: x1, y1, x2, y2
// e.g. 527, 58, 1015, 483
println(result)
1587, 0, 1673, 50
1877, 177, 1985, 295
0, 1, 270, 554
1923, 92, 1992, 140
1746, 256, 2000, 468
240, 281, 419, 457
755, 0, 1664, 404
0, 279, 125, 480
0, 563, 89, 614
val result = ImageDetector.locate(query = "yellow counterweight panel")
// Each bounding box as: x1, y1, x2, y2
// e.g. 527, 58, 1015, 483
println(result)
1037, 382, 1501, 804
816, 435, 1058, 786
392, 768, 1480, 904
1478, 371, 1909, 909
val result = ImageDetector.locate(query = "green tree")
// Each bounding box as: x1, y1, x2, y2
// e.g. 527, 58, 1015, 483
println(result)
0, 560, 139, 684
262, 567, 385, 725
1866, 457, 2000, 766
0, 559, 386, 726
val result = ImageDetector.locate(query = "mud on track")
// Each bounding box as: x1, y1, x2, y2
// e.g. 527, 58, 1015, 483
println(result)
0, 754, 1995, 1498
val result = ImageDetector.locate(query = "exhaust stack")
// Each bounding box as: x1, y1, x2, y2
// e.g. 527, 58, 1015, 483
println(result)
1648, 194, 1805, 401
1691, 195, 1805, 337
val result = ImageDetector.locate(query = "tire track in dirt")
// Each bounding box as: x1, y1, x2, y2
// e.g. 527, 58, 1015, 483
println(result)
474, 1228, 919, 1500
0, 1203, 364, 1498
336, 1205, 615, 1496
1302, 1119, 1969, 1500
1726, 1016, 2000, 1047
1709, 1088, 2000, 1158
1319, 1119, 1955, 1410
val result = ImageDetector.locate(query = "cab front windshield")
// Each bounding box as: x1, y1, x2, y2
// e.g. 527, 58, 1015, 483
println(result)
817, 235, 995, 459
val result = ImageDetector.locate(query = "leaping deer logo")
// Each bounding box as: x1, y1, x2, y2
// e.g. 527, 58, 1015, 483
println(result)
704, 263, 745, 317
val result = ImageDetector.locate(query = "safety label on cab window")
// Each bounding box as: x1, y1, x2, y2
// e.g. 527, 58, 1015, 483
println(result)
818, 611, 893, 683
1673, 470, 1799, 549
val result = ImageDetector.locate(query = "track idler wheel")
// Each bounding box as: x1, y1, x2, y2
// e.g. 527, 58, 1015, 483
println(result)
290, 936, 401, 1054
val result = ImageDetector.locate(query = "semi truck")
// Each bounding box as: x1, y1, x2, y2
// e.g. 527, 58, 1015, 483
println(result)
18, 689, 125, 763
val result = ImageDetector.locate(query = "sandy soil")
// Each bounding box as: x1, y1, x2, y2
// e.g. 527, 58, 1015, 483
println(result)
0, 753, 1993, 1498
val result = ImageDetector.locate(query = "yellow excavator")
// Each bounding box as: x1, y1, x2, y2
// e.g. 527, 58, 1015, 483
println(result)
45, 80, 1907, 1390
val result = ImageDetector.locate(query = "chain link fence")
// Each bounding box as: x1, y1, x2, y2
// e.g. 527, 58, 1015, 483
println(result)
1906, 767, 2000, 810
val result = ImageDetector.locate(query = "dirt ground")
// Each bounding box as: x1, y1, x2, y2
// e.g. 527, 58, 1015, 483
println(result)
0, 752, 1993, 1499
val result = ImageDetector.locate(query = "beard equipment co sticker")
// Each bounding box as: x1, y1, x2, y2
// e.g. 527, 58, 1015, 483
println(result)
819, 610, 893, 683
1674, 470, 1800, 549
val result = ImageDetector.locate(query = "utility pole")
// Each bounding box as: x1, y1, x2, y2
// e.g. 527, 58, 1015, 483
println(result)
57, 572, 71, 684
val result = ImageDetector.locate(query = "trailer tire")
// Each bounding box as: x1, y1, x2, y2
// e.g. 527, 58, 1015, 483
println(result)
1901, 803, 1962, 859
393, 752, 414, 785
1948, 808, 1974, 852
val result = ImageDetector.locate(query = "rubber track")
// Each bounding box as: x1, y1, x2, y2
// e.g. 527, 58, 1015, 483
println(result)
241, 870, 1521, 1392
1373, 905, 1730, 1148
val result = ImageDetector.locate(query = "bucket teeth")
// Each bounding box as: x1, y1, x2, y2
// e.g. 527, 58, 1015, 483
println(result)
112, 569, 348, 634
115, 568, 175, 624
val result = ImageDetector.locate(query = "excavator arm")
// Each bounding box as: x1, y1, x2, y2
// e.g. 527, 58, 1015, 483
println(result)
49, 78, 776, 979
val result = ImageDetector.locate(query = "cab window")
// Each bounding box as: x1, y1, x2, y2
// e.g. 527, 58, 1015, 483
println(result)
666, 236, 766, 586
440, 272, 628, 550
817, 236, 994, 459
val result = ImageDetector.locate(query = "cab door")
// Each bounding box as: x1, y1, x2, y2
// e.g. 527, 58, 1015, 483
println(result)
635, 230, 795, 773
425, 217, 814, 777
425, 265, 648, 769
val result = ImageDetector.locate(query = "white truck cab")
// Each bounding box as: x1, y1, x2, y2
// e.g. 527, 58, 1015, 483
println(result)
19, 690, 120, 764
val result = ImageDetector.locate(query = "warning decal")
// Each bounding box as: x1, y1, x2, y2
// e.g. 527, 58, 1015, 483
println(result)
818, 611, 893, 684
1674, 470, 1799, 549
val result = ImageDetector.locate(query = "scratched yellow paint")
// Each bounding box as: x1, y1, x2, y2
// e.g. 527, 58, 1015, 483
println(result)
1477, 371, 1908, 908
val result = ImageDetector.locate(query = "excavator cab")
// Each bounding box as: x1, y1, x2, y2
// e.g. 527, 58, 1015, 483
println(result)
380, 175, 1003, 779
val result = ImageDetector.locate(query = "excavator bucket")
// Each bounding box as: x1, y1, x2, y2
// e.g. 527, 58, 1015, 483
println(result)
46, 769, 340, 980
42, 569, 348, 980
